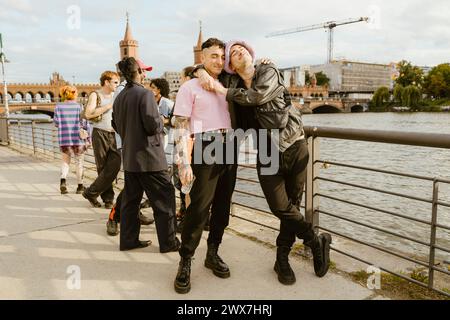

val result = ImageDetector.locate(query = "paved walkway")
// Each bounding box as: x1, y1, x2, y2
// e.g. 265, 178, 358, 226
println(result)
0, 146, 376, 300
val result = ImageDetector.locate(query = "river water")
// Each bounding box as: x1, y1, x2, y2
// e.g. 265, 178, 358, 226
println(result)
8, 112, 450, 262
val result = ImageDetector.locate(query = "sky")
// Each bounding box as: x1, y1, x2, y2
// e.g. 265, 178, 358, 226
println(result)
0, 0, 449, 84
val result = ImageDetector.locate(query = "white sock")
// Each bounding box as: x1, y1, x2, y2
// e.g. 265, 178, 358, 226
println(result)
75, 155, 84, 184
61, 162, 70, 180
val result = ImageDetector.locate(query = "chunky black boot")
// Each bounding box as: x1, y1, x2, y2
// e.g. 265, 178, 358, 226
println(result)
305, 233, 332, 277
274, 246, 296, 285
76, 184, 85, 194
106, 220, 119, 236
139, 211, 155, 225
174, 257, 192, 294
204, 243, 230, 278
60, 179, 68, 195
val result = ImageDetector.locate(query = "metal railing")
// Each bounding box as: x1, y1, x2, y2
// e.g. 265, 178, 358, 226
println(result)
301, 126, 450, 297
2, 117, 450, 298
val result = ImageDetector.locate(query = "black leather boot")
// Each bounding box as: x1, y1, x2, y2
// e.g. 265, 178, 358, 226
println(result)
60, 179, 68, 195
139, 212, 155, 225
174, 257, 191, 294
305, 233, 332, 277
76, 184, 85, 194
274, 246, 296, 285
204, 243, 230, 278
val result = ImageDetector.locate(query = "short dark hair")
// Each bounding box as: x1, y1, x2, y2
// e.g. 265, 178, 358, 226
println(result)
150, 78, 171, 98
202, 38, 225, 50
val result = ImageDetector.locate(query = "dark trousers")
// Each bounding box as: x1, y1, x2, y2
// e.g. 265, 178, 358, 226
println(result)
179, 142, 238, 259
86, 128, 121, 203
257, 139, 315, 248
120, 171, 177, 251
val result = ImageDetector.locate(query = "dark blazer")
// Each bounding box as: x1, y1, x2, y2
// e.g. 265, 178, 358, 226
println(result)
112, 82, 168, 172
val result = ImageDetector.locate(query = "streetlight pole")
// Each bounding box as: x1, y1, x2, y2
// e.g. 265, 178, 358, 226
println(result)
0, 33, 10, 118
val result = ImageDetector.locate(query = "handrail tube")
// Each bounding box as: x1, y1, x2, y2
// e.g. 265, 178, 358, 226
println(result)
316, 160, 437, 182
318, 226, 450, 277
230, 210, 279, 232
317, 209, 431, 247
236, 177, 260, 184
232, 201, 274, 217
316, 193, 437, 227
434, 244, 450, 255
304, 126, 450, 149
316, 176, 432, 204
234, 189, 266, 200
437, 200, 450, 209
318, 226, 429, 269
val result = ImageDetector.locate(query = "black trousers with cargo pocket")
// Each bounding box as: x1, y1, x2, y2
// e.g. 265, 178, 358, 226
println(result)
85, 128, 121, 203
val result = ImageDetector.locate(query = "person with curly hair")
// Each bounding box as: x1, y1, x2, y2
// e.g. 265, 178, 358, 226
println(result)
150, 78, 175, 168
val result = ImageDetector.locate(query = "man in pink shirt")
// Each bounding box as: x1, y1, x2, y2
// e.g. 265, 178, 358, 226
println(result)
172, 38, 237, 294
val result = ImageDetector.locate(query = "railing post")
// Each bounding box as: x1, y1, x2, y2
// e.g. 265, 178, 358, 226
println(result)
428, 179, 439, 289
53, 127, 58, 160
0, 117, 9, 145
31, 120, 36, 155
17, 120, 22, 151
306, 131, 320, 232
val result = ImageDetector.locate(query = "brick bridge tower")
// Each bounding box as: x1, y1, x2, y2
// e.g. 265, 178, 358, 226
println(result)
120, 12, 139, 60
193, 21, 203, 65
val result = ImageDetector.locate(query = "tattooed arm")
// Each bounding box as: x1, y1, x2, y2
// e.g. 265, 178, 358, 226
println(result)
173, 116, 194, 186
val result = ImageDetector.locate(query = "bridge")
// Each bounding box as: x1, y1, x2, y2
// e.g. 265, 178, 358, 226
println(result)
296, 98, 370, 114
0, 102, 57, 117
0, 72, 99, 117
1, 97, 371, 117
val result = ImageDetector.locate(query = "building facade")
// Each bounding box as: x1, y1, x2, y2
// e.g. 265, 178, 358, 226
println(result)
310, 60, 395, 93
162, 71, 182, 100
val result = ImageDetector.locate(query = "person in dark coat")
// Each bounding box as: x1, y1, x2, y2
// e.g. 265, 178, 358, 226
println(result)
112, 57, 180, 252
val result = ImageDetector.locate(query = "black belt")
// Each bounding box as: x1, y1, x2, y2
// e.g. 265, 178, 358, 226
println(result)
191, 129, 231, 142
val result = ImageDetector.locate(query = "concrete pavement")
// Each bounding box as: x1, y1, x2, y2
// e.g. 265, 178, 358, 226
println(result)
0, 146, 376, 300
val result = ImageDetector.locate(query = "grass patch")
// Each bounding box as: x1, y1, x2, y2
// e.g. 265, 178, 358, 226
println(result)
226, 228, 276, 251
350, 270, 449, 300
329, 261, 337, 271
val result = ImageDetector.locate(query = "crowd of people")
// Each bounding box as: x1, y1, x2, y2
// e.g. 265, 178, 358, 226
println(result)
53, 37, 332, 294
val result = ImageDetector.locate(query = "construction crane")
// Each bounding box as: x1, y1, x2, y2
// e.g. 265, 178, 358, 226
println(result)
266, 17, 369, 63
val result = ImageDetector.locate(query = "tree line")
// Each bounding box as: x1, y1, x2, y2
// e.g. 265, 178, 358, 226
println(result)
371, 61, 450, 111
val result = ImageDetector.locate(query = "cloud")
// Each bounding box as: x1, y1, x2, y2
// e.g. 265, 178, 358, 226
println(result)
0, 0, 33, 13
1, 0, 449, 83
57, 37, 109, 56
